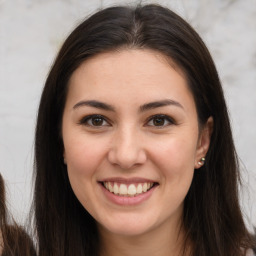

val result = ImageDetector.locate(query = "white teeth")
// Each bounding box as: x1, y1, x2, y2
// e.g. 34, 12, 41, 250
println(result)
137, 184, 142, 194
142, 183, 148, 192
104, 182, 109, 190
113, 183, 119, 194
119, 184, 128, 195
103, 182, 154, 196
109, 183, 114, 192
127, 184, 136, 196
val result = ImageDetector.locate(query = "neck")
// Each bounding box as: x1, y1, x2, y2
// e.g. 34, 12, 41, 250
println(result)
98, 220, 189, 256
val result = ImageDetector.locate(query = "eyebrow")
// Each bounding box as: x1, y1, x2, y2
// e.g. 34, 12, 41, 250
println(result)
139, 99, 184, 112
73, 99, 183, 112
73, 100, 115, 111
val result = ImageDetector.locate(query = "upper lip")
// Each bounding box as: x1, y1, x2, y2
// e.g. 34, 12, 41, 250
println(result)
99, 177, 158, 184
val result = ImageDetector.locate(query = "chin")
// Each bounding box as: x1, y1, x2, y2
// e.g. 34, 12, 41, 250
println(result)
103, 225, 152, 237
97, 214, 157, 237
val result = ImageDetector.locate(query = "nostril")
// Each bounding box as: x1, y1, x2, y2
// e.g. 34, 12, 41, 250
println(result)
107, 147, 147, 169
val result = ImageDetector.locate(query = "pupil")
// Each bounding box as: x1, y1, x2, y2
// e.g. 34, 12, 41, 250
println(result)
153, 117, 164, 126
92, 117, 103, 126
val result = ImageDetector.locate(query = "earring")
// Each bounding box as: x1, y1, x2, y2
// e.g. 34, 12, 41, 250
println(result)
198, 157, 205, 166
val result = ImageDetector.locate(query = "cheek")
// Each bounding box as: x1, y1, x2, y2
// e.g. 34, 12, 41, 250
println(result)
150, 135, 197, 179
64, 137, 107, 209
64, 135, 107, 177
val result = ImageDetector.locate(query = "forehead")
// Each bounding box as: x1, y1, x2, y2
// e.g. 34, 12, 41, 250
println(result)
67, 49, 195, 113
70, 49, 184, 81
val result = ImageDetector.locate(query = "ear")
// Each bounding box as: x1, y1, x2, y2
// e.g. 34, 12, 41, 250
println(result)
194, 117, 214, 169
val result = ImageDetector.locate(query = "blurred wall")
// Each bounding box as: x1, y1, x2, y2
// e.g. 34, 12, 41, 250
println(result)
0, 0, 255, 228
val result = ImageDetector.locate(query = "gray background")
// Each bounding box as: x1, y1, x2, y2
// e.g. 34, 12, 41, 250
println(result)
0, 0, 255, 229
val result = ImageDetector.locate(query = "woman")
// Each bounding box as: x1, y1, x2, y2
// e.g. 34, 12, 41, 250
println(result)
33, 4, 255, 256
0, 174, 36, 255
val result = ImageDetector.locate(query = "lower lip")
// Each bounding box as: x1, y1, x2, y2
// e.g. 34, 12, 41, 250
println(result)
100, 184, 157, 206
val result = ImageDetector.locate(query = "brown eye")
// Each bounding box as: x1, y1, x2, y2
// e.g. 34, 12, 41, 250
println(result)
91, 116, 104, 126
147, 115, 174, 127
79, 115, 109, 127
153, 117, 165, 126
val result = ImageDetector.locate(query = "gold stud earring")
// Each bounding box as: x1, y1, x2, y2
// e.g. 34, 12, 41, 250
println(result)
198, 157, 205, 166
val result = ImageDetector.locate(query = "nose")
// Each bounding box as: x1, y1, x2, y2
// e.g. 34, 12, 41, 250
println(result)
107, 127, 147, 169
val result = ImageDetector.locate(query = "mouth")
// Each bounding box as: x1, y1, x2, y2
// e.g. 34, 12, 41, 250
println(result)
100, 181, 158, 197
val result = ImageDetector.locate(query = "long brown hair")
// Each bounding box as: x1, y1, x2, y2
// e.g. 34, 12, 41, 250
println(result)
33, 4, 255, 256
0, 174, 36, 255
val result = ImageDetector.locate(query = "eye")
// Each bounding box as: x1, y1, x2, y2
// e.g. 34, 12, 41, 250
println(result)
147, 114, 175, 127
79, 114, 110, 127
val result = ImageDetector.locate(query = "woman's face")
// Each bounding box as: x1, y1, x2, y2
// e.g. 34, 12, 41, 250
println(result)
62, 49, 211, 237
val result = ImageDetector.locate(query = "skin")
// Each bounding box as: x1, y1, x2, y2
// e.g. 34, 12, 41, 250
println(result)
62, 49, 213, 256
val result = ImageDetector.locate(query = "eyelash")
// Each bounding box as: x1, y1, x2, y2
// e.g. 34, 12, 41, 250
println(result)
79, 114, 110, 127
78, 114, 175, 128
146, 114, 175, 127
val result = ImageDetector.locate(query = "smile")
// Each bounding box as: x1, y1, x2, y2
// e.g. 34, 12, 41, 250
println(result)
103, 182, 155, 197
